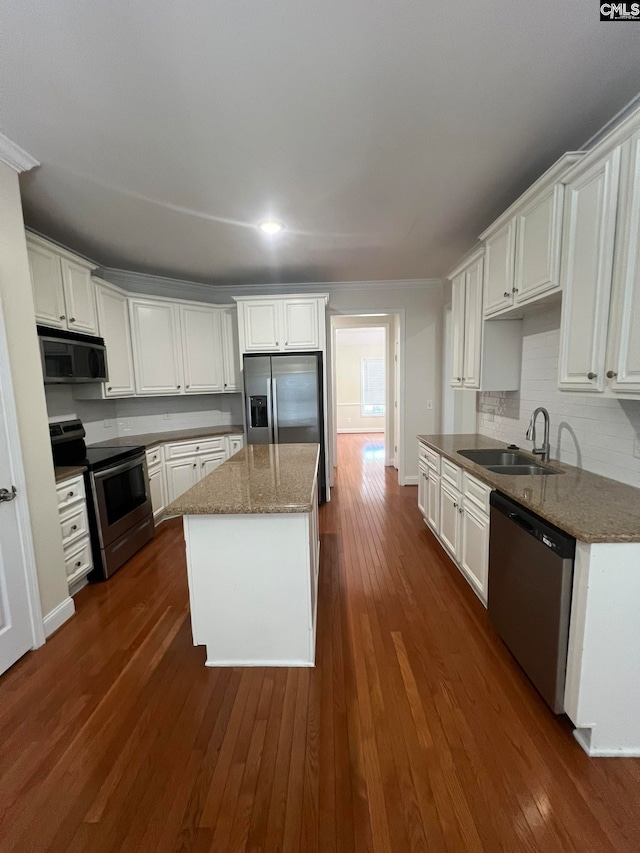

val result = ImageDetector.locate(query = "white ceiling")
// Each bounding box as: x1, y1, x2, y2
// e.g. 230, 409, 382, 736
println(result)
2, 2, 639, 286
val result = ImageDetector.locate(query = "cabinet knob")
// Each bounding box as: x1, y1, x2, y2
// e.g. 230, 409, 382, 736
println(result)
224, 383, 228, 388
186, 384, 190, 388
587, 372, 597, 380
177, 385, 181, 389
512, 287, 518, 294
193, 463, 197, 468
67, 491, 74, 498
503, 291, 510, 298
69, 317, 76, 323
196, 446, 200, 451
276, 342, 279, 347
459, 507, 463, 514
201, 462, 205, 467
461, 377, 465, 382
59, 314, 66, 320
108, 386, 112, 391
75, 561, 82, 568
453, 501, 458, 508
456, 376, 462, 382
606, 370, 618, 379
71, 524, 78, 531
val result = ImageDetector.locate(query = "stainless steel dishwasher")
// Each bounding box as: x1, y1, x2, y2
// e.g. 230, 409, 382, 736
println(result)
488, 492, 576, 713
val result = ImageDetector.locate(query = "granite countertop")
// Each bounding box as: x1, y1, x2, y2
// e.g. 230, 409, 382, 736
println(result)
90, 425, 244, 449
54, 465, 88, 484
166, 443, 320, 516
417, 433, 640, 544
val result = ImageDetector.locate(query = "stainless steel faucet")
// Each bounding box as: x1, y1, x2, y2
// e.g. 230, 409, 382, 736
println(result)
526, 407, 551, 462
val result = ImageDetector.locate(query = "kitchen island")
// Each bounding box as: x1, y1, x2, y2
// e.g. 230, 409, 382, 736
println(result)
167, 443, 320, 667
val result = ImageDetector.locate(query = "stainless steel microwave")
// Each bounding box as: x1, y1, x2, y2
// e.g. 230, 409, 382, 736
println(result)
37, 326, 108, 384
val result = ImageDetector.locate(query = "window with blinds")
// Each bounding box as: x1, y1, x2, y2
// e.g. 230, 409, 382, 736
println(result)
361, 357, 385, 417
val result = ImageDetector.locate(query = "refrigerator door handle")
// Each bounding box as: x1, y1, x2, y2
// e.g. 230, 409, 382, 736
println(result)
271, 376, 279, 443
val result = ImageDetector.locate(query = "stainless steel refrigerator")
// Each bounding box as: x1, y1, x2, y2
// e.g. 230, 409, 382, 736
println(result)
243, 352, 326, 502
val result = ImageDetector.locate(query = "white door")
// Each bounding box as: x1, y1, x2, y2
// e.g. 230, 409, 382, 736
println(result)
243, 301, 281, 351
450, 272, 465, 387
148, 466, 167, 521
221, 307, 241, 391
439, 481, 461, 559
483, 222, 515, 316
514, 184, 563, 303
558, 146, 621, 392
61, 259, 98, 335
199, 451, 226, 478
460, 504, 489, 602
462, 258, 483, 389
608, 133, 640, 395
426, 471, 440, 533
0, 342, 40, 675
165, 457, 199, 503
283, 299, 320, 349
27, 242, 65, 328
180, 305, 223, 393
130, 299, 183, 395
95, 282, 135, 397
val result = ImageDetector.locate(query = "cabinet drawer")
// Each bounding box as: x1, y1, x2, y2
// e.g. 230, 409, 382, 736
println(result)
441, 458, 462, 490
60, 503, 89, 548
64, 537, 93, 582
463, 472, 491, 515
145, 445, 164, 468
418, 442, 440, 473
164, 437, 226, 460
56, 475, 86, 511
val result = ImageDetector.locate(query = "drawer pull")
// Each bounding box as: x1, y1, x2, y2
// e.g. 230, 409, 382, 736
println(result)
69, 317, 76, 323
75, 560, 82, 568
71, 524, 78, 531
606, 370, 617, 379
503, 291, 510, 298
67, 491, 75, 498
587, 372, 597, 380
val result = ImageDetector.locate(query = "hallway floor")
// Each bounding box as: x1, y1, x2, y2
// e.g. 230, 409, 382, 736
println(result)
1, 433, 639, 851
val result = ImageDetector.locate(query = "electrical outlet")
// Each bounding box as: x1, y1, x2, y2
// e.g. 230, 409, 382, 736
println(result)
634, 436, 640, 460
426, 400, 433, 410
103, 418, 113, 429
164, 412, 172, 420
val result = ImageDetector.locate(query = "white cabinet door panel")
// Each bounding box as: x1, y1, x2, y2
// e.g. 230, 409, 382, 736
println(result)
483, 222, 515, 316
62, 259, 98, 335
450, 272, 465, 387
165, 458, 199, 503
558, 147, 621, 391
439, 481, 460, 559
462, 257, 483, 389
227, 435, 244, 457
95, 282, 135, 397
418, 463, 427, 517
28, 243, 65, 328
426, 472, 440, 533
283, 299, 320, 349
130, 299, 183, 395
199, 451, 226, 478
221, 306, 241, 391
608, 134, 640, 395
515, 184, 563, 303
148, 465, 167, 521
180, 305, 223, 393
243, 301, 281, 351
460, 504, 489, 602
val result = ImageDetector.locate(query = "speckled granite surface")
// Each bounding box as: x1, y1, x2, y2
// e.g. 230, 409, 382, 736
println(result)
417, 434, 640, 543
54, 465, 88, 484
90, 425, 244, 449
166, 443, 320, 515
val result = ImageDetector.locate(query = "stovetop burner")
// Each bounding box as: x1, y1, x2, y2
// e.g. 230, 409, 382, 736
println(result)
50, 419, 145, 471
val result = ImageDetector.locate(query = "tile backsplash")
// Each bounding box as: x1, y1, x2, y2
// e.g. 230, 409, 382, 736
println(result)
45, 386, 244, 444
477, 305, 640, 487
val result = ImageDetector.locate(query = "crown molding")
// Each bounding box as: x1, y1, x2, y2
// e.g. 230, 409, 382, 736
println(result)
0, 132, 39, 173
99, 267, 443, 303
581, 93, 640, 151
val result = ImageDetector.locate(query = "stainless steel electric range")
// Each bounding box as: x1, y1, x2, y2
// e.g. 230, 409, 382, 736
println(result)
50, 419, 154, 580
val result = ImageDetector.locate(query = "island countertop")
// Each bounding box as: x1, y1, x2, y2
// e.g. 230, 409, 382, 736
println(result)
166, 443, 320, 515
417, 433, 640, 543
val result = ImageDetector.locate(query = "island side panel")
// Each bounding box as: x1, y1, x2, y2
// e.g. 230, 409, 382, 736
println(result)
565, 541, 640, 756
184, 512, 315, 666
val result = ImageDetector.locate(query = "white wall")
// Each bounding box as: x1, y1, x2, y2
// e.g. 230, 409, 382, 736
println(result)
0, 162, 69, 619
335, 327, 385, 432
478, 304, 640, 487
45, 387, 243, 444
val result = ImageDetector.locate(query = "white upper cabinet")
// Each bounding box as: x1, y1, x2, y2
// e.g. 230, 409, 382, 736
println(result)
558, 146, 621, 392
483, 222, 516, 316
481, 153, 583, 318
450, 271, 466, 388
129, 298, 183, 395
180, 304, 223, 393
236, 295, 328, 355
94, 280, 135, 397
462, 255, 483, 389
606, 131, 640, 396
221, 306, 241, 391
27, 235, 97, 334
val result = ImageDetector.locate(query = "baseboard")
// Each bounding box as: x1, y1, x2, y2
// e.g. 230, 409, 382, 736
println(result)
337, 428, 385, 434
43, 596, 75, 638
205, 659, 315, 667
573, 728, 640, 757
402, 475, 418, 486
68, 574, 89, 598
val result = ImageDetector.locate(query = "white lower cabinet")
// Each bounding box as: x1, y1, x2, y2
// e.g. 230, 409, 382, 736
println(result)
200, 451, 226, 477
226, 434, 244, 457
146, 446, 167, 522
56, 474, 93, 591
166, 457, 200, 504
160, 433, 245, 509
418, 441, 491, 604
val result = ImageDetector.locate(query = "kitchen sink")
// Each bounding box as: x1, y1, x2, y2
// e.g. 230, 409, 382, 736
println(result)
457, 448, 558, 475
484, 464, 557, 476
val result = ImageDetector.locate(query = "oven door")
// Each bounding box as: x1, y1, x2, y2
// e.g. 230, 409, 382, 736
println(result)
90, 455, 152, 547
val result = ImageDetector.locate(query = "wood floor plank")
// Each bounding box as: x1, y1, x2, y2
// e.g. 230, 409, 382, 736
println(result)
0, 433, 639, 852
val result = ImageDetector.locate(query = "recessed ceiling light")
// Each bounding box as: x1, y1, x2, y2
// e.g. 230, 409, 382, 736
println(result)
258, 220, 285, 235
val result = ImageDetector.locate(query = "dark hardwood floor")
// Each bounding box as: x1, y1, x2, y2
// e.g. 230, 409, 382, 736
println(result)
1, 433, 639, 852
